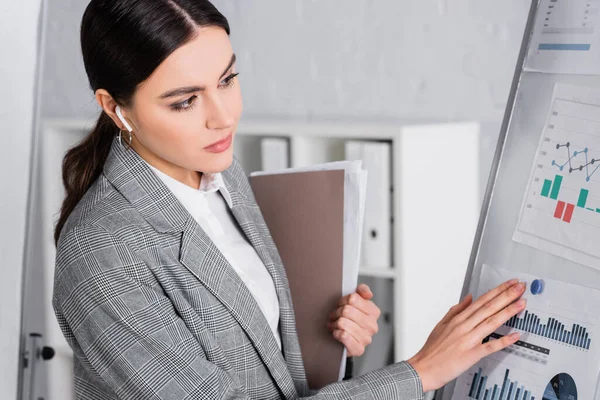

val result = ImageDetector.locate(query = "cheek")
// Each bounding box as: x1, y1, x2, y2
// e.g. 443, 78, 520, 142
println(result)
138, 109, 194, 147
226, 84, 243, 119
134, 107, 207, 166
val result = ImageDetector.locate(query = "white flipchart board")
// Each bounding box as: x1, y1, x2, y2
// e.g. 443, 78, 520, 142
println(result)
440, 0, 600, 398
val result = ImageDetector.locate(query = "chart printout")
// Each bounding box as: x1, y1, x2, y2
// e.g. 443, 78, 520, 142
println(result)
451, 264, 600, 400
525, 0, 600, 75
514, 84, 600, 270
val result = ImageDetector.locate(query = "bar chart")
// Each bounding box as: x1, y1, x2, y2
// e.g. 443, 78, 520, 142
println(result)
453, 265, 600, 400
504, 310, 592, 350
540, 174, 600, 224
540, 174, 562, 200
468, 368, 535, 400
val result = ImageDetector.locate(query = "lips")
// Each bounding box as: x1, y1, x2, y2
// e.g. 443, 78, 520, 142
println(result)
204, 133, 233, 153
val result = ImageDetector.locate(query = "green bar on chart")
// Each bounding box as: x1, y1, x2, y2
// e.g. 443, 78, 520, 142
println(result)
578, 189, 589, 208
541, 179, 553, 197
550, 175, 563, 200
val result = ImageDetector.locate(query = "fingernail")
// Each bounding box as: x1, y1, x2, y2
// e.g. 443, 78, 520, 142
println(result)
516, 299, 526, 307
507, 279, 518, 285
509, 332, 520, 339
513, 282, 526, 292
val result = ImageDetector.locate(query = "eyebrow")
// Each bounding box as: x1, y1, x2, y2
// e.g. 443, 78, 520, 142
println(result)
158, 53, 237, 99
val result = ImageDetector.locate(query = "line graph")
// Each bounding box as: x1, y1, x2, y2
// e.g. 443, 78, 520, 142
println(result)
551, 142, 600, 182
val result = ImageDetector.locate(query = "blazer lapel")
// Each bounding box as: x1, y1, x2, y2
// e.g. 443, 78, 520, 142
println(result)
104, 139, 298, 398
222, 164, 311, 395
178, 216, 298, 398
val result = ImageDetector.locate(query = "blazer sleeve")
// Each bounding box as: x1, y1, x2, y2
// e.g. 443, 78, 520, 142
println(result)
53, 225, 424, 400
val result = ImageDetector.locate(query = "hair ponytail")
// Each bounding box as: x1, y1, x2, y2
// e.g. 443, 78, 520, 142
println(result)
54, 111, 116, 244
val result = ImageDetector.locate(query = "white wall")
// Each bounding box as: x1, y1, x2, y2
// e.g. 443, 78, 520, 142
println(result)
211, 0, 529, 122
40, 0, 531, 207
0, 0, 43, 397
42, 0, 530, 123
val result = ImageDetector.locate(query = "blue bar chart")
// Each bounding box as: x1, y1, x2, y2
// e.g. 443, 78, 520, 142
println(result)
504, 310, 592, 350
453, 265, 600, 400
468, 368, 535, 400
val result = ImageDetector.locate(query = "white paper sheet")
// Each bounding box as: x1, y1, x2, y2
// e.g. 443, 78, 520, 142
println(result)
451, 264, 600, 400
514, 83, 600, 270
524, 0, 600, 75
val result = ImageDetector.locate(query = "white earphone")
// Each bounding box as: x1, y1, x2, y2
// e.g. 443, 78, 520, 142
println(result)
115, 105, 133, 132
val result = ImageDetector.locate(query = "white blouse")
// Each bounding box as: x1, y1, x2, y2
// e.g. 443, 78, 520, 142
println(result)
145, 162, 282, 349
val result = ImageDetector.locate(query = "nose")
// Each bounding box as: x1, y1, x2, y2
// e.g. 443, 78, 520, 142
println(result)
204, 92, 235, 131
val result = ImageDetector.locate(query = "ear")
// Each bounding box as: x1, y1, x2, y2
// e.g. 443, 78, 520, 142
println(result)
95, 89, 132, 131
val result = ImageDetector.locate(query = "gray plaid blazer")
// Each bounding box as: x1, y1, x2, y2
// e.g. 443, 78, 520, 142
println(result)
53, 137, 424, 400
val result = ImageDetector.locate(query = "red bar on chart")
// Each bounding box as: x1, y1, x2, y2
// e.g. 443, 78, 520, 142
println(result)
554, 201, 566, 219
563, 203, 575, 223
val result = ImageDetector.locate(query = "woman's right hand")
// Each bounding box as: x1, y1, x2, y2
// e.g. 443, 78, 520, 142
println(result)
407, 279, 527, 393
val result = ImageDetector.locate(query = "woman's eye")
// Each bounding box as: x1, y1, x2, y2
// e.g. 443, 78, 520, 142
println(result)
219, 72, 239, 88
171, 95, 198, 112
170, 73, 239, 112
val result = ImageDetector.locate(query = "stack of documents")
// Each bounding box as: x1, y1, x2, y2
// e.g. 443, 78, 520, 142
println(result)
249, 161, 367, 389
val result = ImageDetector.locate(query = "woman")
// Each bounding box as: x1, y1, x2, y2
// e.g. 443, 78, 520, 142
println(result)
52, 1, 527, 399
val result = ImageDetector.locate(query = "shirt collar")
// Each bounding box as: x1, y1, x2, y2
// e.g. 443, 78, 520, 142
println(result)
143, 160, 233, 209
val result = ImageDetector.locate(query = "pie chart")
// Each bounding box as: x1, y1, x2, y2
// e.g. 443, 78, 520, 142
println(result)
542, 373, 577, 400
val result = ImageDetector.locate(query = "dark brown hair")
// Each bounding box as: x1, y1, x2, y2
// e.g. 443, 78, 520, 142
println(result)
54, 0, 230, 245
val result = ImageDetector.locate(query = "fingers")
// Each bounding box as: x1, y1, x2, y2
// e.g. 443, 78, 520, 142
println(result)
478, 331, 521, 359
329, 305, 378, 336
455, 279, 519, 323
356, 284, 374, 300
332, 328, 365, 356
329, 316, 373, 345
462, 282, 527, 332
439, 294, 473, 325
336, 292, 380, 318
471, 298, 527, 342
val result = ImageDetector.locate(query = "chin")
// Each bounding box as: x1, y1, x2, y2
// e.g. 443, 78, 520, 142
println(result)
201, 150, 234, 174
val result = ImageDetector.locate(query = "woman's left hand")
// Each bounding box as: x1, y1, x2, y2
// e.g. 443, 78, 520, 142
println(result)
327, 283, 381, 357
